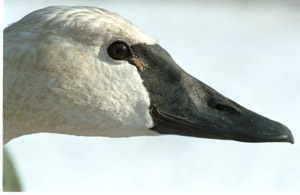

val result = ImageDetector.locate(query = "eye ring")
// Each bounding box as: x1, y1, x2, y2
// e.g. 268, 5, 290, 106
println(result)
107, 41, 130, 60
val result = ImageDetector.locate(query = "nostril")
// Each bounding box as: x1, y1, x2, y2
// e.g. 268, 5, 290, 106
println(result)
215, 104, 237, 113
207, 98, 239, 115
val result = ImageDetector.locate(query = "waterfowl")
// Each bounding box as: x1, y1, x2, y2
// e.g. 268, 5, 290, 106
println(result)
3, 6, 294, 144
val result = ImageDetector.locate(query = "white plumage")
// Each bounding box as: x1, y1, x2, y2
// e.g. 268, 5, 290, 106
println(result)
4, 6, 159, 144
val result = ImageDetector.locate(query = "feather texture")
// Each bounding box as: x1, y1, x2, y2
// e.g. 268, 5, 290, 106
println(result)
4, 6, 159, 143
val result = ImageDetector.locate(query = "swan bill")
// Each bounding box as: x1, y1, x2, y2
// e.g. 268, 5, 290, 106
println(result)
128, 43, 294, 143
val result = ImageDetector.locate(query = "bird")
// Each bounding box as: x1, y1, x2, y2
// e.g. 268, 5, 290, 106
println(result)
3, 6, 294, 145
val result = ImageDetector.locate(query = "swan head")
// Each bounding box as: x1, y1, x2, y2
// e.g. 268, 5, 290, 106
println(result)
4, 6, 294, 144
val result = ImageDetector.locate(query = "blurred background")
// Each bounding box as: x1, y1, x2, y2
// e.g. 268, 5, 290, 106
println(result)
3, 0, 300, 192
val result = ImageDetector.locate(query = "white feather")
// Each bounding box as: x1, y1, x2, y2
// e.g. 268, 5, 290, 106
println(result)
4, 6, 160, 144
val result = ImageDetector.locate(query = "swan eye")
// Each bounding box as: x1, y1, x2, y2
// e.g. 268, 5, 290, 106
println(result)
107, 41, 130, 60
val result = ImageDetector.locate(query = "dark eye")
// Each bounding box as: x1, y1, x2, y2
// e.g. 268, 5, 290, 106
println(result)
107, 41, 130, 60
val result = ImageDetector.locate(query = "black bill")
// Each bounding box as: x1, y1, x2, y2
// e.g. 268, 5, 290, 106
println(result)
127, 43, 294, 143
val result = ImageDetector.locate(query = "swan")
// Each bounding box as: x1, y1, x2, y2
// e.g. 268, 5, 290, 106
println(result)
3, 6, 294, 144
